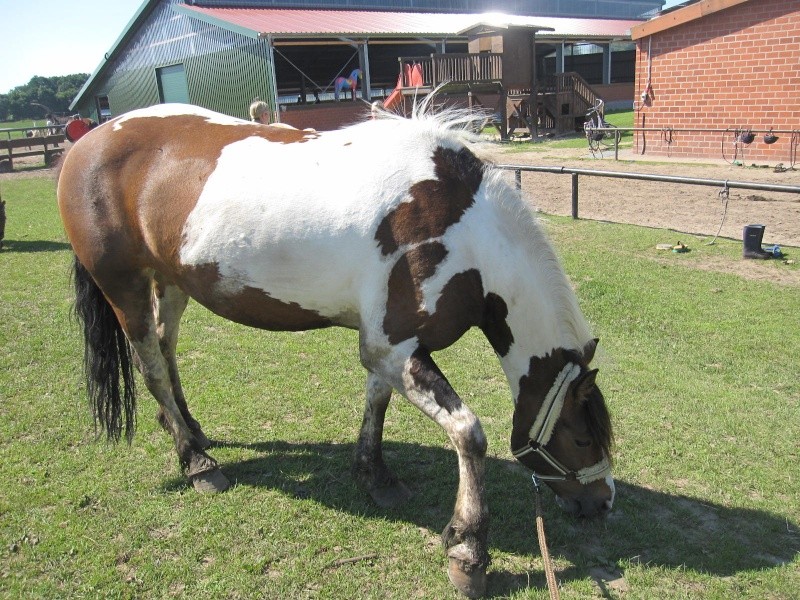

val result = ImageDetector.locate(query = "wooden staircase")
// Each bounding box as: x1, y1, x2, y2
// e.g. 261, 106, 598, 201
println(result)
540, 72, 600, 133
392, 54, 601, 137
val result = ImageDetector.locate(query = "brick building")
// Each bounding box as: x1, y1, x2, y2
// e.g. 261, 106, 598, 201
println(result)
631, 0, 800, 162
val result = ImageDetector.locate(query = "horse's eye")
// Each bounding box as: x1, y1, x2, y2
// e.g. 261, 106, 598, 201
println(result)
575, 439, 592, 448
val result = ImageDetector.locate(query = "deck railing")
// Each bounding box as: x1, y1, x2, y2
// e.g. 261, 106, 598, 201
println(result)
397, 53, 503, 88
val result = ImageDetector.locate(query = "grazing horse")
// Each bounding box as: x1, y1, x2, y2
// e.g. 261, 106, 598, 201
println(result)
334, 68, 362, 101
57, 103, 614, 598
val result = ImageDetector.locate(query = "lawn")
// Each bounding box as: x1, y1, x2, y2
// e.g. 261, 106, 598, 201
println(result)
494, 109, 635, 153
1, 175, 798, 598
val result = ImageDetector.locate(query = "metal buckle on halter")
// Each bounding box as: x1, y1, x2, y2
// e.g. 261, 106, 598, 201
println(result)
513, 440, 611, 485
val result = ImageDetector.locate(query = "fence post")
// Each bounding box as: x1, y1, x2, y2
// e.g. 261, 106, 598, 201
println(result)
615, 129, 620, 161
515, 169, 522, 191
571, 173, 579, 219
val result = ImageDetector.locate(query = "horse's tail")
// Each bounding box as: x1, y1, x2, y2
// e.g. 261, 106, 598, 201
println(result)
71, 255, 137, 443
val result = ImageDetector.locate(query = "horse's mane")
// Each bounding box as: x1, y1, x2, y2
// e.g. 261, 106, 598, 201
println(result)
370, 97, 594, 352
488, 170, 594, 350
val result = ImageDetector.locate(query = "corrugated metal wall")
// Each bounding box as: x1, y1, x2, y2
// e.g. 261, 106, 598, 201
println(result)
76, 0, 274, 121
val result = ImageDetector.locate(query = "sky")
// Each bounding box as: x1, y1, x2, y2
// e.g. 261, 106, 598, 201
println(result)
0, 0, 687, 95
0, 0, 143, 94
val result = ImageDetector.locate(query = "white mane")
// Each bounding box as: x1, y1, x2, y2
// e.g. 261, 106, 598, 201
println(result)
482, 165, 594, 353
366, 98, 593, 353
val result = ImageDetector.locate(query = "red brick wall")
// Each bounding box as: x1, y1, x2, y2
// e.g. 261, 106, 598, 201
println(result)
634, 0, 800, 161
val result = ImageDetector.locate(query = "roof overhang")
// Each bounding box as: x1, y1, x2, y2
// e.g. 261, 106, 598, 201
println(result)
631, 0, 751, 40
175, 5, 637, 43
70, 0, 158, 110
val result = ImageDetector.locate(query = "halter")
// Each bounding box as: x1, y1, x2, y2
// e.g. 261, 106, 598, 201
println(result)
512, 362, 611, 485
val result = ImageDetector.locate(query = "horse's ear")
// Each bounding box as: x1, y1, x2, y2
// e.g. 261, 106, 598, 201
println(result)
582, 338, 599, 364
572, 368, 598, 401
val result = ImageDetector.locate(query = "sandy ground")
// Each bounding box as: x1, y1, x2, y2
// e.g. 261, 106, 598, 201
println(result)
481, 142, 800, 286
483, 144, 800, 247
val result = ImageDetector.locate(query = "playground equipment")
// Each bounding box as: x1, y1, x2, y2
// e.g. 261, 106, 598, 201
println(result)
382, 63, 423, 111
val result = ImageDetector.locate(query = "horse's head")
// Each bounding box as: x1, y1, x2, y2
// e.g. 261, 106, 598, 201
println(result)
351, 68, 363, 81
511, 340, 614, 518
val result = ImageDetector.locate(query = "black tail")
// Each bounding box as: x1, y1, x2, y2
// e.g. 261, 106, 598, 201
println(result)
72, 255, 137, 442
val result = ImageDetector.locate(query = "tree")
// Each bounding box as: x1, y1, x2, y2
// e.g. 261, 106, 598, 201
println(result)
0, 74, 88, 121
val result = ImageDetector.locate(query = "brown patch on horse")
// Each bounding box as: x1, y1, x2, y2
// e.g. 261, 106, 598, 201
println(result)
511, 349, 613, 464
417, 270, 484, 351
58, 113, 326, 341
375, 146, 484, 255
180, 263, 332, 331
59, 114, 317, 279
383, 242, 448, 343
512, 349, 578, 441
481, 293, 514, 357
383, 247, 485, 349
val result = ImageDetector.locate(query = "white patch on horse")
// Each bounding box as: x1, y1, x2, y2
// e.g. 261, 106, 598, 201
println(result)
179, 119, 462, 322
112, 103, 248, 130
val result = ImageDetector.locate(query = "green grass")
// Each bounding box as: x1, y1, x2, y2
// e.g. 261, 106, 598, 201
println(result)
1, 176, 798, 598
499, 109, 635, 153
0, 119, 52, 139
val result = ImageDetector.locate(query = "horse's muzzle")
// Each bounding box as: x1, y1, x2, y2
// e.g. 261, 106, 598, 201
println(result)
551, 476, 616, 518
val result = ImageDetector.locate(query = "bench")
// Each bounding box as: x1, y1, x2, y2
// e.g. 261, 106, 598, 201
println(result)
0, 133, 66, 171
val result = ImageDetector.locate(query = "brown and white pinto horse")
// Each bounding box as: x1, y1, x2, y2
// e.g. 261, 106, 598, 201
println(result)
57, 103, 613, 598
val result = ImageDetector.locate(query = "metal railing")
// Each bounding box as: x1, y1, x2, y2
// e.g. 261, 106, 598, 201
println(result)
496, 163, 800, 219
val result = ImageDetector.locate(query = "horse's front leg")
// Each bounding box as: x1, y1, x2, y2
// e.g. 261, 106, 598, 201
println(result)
353, 372, 412, 508
371, 345, 489, 598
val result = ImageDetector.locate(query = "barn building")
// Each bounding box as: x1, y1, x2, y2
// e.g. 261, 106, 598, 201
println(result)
71, 0, 654, 134
631, 0, 800, 162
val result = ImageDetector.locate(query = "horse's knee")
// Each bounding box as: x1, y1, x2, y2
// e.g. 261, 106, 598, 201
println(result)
452, 412, 487, 458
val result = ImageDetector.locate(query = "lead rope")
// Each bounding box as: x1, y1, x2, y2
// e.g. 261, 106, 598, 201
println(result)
532, 475, 561, 600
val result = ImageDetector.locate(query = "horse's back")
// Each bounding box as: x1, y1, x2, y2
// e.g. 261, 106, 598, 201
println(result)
57, 105, 488, 332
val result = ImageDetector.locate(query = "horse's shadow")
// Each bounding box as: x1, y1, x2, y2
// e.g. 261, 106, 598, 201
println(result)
0, 239, 71, 253
167, 439, 799, 597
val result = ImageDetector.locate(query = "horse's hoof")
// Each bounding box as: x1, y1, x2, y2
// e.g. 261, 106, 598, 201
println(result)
191, 468, 230, 493
368, 479, 412, 509
447, 555, 487, 598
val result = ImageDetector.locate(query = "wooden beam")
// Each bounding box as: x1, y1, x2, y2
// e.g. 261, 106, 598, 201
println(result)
631, 0, 751, 40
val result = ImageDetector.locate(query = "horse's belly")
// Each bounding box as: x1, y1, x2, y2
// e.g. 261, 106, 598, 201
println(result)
178, 233, 375, 331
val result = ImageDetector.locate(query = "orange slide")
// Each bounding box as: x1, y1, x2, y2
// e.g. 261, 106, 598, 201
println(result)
383, 63, 424, 111
383, 74, 404, 110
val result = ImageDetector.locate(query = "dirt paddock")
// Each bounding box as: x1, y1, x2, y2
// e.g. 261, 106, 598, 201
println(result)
485, 144, 800, 286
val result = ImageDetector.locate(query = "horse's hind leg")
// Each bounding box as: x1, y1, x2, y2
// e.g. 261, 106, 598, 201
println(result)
109, 271, 229, 492
152, 277, 212, 449
352, 372, 412, 508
